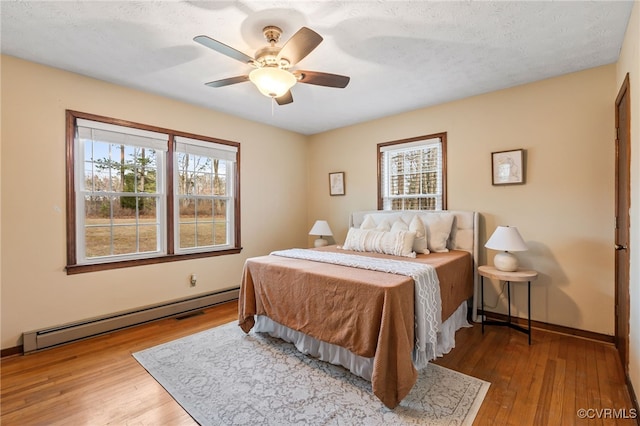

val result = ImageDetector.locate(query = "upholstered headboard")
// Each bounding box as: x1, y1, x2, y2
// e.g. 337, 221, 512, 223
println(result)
349, 209, 480, 322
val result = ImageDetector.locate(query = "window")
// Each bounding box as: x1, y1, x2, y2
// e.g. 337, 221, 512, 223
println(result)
76, 119, 167, 261
378, 133, 447, 211
174, 137, 236, 253
66, 111, 241, 274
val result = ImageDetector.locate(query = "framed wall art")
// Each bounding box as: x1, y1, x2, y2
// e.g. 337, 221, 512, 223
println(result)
329, 172, 345, 196
492, 149, 525, 185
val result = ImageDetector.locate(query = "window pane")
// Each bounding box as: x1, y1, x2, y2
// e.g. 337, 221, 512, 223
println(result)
85, 196, 110, 218
85, 223, 112, 258
214, 174, 227, 196
419, 197, 436, 210
390, 176, 400, 195
83, 195, 159, 259
214, 222, 227, 245
138, 225, 158, 252
179, 198, 196, 221
392, 153, 403, 173
197, 199, 213, 217
197, 199, 214, 246
422, 171, 438, 194
112, 225, 138, 255
179, 197, 202, 249
179, 224, 196, 248
178, 198, 229, 248
177, 153, 213, 195
214, 200, 227, 245
406, 173, 420, 194
194, 172, 213, 195
196, 222, 214, 246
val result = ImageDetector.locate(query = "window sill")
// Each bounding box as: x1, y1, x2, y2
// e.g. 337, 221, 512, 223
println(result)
66, 248, 243, 275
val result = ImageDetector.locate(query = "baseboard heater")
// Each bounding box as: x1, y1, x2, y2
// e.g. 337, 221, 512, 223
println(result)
22, 288, 239, 353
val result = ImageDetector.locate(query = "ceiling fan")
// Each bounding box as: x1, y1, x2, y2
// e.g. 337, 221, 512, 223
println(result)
194, 26, 350, 105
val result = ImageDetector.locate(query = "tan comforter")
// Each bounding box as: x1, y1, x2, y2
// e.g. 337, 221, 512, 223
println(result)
238, 245, 473, 408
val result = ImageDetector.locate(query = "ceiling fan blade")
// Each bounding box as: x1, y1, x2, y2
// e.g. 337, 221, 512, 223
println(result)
205, 75, 250, 88
294, 71, 350, 88
194, 35, 254, 65
276, 91, 293, 105
277, 27, 323, 66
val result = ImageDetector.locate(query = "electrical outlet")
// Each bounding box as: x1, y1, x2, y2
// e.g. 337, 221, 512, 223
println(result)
190, 274, 197, 287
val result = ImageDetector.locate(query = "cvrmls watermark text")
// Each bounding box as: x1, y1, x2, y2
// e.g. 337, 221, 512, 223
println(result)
577, 408, 637, 419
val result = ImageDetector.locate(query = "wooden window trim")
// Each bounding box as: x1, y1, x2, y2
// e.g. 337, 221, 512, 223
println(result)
65, 110, 242, 274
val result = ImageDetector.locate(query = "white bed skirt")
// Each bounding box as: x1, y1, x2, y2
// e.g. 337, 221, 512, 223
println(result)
254, 300, 471, 382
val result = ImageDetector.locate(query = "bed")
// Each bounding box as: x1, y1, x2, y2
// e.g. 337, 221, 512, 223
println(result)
238, 210, 479, 408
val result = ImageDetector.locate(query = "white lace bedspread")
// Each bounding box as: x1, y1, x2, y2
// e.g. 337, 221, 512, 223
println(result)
270, 248, 442, 367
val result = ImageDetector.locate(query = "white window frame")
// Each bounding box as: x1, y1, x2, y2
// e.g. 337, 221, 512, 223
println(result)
75, 119, 168, 264
378, 133, 447, 211
174, 136, 237, 254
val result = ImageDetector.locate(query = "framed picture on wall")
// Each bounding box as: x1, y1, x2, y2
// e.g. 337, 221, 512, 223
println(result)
329, 172, 345, 196
492, 149, 525, 185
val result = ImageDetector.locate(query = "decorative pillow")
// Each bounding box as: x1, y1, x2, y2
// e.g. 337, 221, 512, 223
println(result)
342, 227, 416, 258
360, 212, 403, 228
390, 219, 409, 233
419, 213, 455, 253
409, 215, 429, 254
360, 214, 377, 230
375, 219, 392, 232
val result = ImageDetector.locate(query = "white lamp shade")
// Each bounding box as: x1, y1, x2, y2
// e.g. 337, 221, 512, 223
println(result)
309, 220, 333, 248
485, 226, 528, 252
309, 220, 333, 237
485, 226, 528, 271
249, 67, 297, 98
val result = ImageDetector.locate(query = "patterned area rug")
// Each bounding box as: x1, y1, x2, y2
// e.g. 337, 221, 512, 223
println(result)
133, 321, 489, 425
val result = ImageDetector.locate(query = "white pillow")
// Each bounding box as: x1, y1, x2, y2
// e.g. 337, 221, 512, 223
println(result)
376, 219, 392, 232
409, 215, 429, 254
359, 214, 429, 254
390, 219, 409, 233
360, 215, 377, 230
420, 213, 455, 253
364, 212, 404, 227
342, 228, 416, 258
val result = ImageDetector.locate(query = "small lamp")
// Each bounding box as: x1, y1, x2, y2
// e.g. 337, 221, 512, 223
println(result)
485, 226, 528, 272
309, 220, 333, 248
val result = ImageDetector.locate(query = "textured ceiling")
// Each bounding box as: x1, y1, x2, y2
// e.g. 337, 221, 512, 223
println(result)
0, 1, 634, 135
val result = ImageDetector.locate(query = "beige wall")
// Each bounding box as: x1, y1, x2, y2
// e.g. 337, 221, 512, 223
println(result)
0, 47, 628, 362
0, 55, 309, 349
616, 0, 640, 404
308, 64, 617, 336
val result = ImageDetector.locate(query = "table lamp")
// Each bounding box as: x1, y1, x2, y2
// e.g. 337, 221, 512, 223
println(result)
484, 226, 528, 271
309, 220, 333, 247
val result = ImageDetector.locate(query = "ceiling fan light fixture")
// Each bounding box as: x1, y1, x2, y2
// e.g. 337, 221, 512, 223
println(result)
249, 67, 297, 98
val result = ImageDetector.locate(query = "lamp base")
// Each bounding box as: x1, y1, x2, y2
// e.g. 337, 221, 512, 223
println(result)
314, 238, 328, 248
494, 252, 518, 272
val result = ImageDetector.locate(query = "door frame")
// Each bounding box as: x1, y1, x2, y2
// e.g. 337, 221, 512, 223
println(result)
614, 73, 631, 374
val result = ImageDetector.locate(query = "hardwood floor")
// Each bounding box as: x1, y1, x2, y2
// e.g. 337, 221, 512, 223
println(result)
1, 301, 636, 425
